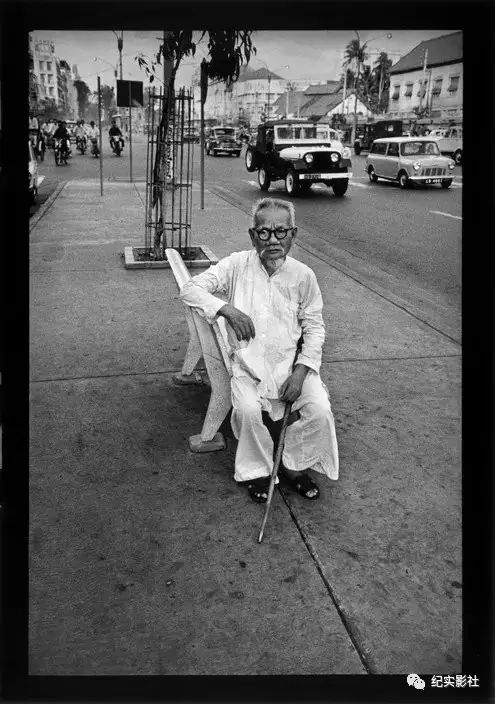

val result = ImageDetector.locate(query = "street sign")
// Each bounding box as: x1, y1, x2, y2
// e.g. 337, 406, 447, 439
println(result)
116, 80, 144, 108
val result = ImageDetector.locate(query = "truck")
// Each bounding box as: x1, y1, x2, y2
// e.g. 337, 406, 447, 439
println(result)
354, 119, 403, 155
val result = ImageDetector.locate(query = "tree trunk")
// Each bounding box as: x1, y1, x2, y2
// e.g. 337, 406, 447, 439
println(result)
152, 33, 177, 259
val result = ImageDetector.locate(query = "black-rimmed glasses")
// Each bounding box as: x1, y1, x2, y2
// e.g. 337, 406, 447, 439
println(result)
252, 227, 294, 241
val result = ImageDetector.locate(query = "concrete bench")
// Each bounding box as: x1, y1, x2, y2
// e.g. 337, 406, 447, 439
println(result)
166, 248, 233, 453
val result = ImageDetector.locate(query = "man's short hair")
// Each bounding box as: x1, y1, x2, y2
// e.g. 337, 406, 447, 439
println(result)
252, 197, 295, 228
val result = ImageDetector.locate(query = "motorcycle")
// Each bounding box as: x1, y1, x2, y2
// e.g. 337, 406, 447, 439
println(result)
76, 135, 87, 155
110, 135, 124, 156
90, 137, 100, 158
54, 138, 70, 166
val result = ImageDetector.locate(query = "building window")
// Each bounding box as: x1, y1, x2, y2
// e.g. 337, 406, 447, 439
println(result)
404, 83, 413, 98
391, 86, 400, 100
448, 76, 460, 93
432, 78, 443, 96
47, 62, 52, 71
49, 87, 54, 96
40, 73, 45, 83
48, 74, 53, 84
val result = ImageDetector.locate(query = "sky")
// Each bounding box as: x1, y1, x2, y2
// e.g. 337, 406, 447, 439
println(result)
31, 29, 456, 93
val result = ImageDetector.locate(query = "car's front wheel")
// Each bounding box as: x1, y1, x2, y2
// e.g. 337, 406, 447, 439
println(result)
285, 170, 299, 196
245, 147, 256, 172
332, 179, 349, 197
368, 167, 378, 183
441, 178, 453, 189
258, 166, 271, 191
398, 171, 410, 189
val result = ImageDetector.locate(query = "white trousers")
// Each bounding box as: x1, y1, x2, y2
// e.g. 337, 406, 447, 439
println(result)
230, 371, 339, 483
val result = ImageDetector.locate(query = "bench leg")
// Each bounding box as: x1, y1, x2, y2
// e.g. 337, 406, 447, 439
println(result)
173, 307, 203, 385
188, 359, 232, 453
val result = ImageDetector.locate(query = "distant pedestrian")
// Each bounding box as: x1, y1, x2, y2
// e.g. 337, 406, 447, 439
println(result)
180, 197, 339, 503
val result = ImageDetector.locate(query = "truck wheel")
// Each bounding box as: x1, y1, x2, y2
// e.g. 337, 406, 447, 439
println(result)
398, 171, 410, 189
285, 170, 300, 196
354, 143, 361, 156
454, 150, 462, 166
258, 166, 271, 191
332, 179, 349, 197
441, 178, 453, 189
245, 147, 256, 172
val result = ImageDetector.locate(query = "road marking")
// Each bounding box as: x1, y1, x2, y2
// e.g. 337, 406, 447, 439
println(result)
242, 179, 258, 187
429, 210, 462, 220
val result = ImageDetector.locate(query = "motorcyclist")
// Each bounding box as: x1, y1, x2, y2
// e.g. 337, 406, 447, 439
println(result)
75, 120, 87, 150
86, 121, 100, 156
53, 120, 71, 157
108, 120, 124, 150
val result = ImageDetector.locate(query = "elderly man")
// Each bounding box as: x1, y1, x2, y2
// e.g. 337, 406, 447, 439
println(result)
180, 197, 338, 502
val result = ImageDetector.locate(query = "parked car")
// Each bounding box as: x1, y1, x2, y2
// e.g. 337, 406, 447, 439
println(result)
205, 126, 241, 157
183, 128, 200, 143
354, 119, 403, 155
430, 126, 462, 165
28, 140, 39, 204
365, 137, 455, 189
245, 119, 352, 197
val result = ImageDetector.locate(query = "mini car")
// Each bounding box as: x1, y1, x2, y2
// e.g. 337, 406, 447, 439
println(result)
245, 119, 352, 197
205, 126, 241, 157
28, 139, 39, 204
365, 137, 455, 189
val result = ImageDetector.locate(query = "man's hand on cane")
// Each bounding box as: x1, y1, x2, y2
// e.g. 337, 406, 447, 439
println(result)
279, 364, 310, 403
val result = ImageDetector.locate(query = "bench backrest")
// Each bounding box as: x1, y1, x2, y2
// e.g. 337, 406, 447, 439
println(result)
166, 248, 232, 376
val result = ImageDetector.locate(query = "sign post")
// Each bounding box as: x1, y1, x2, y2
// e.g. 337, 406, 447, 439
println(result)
97, 75, 103, 196
116, 79, 143, 184
200, 60, 208, 211
128, 82, 133, 183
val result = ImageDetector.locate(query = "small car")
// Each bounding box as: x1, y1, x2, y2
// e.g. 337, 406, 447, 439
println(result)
365, 137, 455, 189
183, 128, 200, 143
28, 139, 39, 204
245, 119, 352, 197
205, 126, 241, 157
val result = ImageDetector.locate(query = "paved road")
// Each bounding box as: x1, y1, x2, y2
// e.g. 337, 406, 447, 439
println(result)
31, 138, 461, 338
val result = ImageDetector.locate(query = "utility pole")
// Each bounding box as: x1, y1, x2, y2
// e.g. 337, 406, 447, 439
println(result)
267, 74, 271, 120
351, 30, 362, 146
417, 48, 428, 114
342, 64, 347, 115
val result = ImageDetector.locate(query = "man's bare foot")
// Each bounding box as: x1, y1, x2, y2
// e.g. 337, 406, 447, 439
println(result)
281, 468, 319, 500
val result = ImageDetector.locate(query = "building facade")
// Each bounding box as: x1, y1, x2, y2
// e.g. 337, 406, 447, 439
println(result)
32, 38, 59, 104
388, 31, 462, 122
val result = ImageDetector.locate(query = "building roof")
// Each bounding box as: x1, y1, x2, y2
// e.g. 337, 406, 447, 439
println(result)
300, 90, 344, 118
390, 31, 462, 75
303, 80, 341, 95
272, 90, 309, 115
238, 65, 285, 82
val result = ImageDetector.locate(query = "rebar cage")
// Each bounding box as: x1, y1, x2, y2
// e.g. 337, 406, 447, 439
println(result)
144, 86, 194, 259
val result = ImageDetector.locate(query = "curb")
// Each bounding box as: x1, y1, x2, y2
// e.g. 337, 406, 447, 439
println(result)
29, 181, 68, 232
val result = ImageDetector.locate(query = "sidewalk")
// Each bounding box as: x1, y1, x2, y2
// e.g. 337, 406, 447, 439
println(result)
29, 179, 461, 675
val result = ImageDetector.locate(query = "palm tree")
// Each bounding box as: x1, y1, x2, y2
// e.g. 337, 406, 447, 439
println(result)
344, 33, 369, 142
372, 52, 393, 113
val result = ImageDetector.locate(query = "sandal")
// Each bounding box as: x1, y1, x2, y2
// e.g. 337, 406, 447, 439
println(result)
282, 471, 320, 500
247, 477, 270, 503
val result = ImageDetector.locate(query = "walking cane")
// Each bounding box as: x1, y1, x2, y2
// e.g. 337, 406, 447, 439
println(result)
257, 338, 302, 544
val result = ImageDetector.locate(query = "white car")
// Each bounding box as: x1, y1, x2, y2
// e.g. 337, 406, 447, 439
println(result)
429, 126, 462, 165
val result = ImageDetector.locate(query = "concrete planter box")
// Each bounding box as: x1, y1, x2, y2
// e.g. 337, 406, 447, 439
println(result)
124, 246, 218, 269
